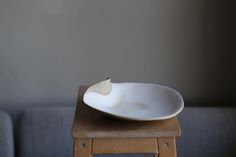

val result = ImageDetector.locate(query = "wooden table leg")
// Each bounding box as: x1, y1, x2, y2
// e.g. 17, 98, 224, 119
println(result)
157, 137, 177, 157
73, 138, 92, 157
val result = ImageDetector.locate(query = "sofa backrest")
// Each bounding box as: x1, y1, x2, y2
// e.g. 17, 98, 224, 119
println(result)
16, 107, 75, 157
0, 111, 14, 157
16, 106, 236, 157
177, 107, 236, 157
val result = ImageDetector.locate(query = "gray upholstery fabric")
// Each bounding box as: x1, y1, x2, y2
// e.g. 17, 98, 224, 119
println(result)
16, 107, 75, 157
177, 107, 236, 157
16, 106, 236, 157
0, 111, 14, 157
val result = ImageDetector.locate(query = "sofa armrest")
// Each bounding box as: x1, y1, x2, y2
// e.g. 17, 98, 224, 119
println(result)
0, 111, 14, 157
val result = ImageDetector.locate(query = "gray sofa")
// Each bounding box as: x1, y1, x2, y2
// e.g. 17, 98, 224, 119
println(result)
1, 107, 236, 157
0, 111, 14, 157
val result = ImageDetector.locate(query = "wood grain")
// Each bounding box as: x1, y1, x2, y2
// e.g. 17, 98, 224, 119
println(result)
72, 86, 181, 138
158, 137, 177, 157
92, 138, 158, 154
73, 138, 92, 157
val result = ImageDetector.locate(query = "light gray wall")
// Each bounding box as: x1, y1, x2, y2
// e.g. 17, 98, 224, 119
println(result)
0, 0, 235, 115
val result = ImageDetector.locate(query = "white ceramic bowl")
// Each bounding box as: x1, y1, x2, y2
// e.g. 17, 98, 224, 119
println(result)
83, 79, 184, 121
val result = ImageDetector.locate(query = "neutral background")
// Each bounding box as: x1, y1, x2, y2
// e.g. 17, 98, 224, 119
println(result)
0, 0, 235, 117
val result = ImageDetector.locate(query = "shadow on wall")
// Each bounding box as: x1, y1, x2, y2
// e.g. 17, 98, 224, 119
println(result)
194, 0, 236, 106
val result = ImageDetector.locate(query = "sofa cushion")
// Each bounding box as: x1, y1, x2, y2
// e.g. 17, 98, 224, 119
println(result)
16, 106, 236, 157
16, 107, 75, 157
0, 111, 14, 157
177, 107, 236, 157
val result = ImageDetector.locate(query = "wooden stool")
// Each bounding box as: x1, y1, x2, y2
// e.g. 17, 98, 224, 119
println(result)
72, 86, 181, 157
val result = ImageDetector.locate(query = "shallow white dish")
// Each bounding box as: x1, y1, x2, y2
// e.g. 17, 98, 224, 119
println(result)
83, 79, 184, 121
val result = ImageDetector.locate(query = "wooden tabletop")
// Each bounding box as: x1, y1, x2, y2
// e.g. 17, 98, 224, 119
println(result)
72, 86, 181, 138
